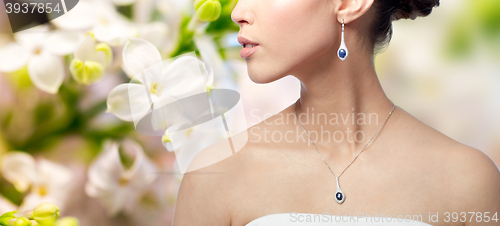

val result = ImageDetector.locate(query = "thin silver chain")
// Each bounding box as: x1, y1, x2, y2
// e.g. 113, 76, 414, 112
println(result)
294, 100, 396, 179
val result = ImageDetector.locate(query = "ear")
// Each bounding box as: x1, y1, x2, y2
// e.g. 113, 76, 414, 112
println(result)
336, 0, 374, 24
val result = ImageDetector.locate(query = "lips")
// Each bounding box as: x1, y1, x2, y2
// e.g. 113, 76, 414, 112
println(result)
237, 36, 259, 46
237, 36, 259, 58
240, 45, 259, 58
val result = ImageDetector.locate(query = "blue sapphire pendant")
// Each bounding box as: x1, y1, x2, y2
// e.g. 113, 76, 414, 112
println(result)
335, 177, 345, 204
337, 36, 349, 61
338, 49, 347, 59
335, 191, 344, 203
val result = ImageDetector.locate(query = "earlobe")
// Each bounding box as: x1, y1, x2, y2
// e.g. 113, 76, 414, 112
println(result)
336, 0, 374, 24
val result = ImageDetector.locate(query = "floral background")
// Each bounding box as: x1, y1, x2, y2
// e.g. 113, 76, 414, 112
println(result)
0, 0, 498, 225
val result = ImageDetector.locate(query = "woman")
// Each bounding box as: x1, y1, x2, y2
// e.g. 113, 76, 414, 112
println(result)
173, 0, 500, 225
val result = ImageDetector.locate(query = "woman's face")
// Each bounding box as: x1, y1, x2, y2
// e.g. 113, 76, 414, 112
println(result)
231, 0, 340, 84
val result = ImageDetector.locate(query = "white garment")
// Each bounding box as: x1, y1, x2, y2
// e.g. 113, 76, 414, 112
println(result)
246, 213, 433, 226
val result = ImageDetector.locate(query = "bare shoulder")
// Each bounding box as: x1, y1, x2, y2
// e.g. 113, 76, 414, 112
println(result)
172, 128, 265, 226
397, 107, 500, 214
442, 144, 500, 225
172, 146, 235, 226
448, 144, 500, 212
172, 108, 298, 224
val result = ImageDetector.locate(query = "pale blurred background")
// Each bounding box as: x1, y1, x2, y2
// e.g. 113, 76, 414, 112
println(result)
377, 0, 500, 164
0, 0, 498, 225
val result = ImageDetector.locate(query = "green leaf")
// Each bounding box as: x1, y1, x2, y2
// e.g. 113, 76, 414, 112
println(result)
445, 20, 474, 59
116, 4, 133, 20
471, 0, 500, 40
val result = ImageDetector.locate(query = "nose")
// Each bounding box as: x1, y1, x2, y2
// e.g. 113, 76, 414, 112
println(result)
231, 0, 254, 26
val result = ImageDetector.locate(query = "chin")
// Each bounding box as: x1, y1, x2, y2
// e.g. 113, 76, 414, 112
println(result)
246, 63, 287, 84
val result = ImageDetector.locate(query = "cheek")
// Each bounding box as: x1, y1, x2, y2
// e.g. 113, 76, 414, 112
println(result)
260, 0, 335, 73
245, 0, 335, 84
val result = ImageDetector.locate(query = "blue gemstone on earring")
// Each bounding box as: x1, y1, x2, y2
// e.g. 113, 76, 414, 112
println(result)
335, 192, 343, 201
338, 49, 346, 58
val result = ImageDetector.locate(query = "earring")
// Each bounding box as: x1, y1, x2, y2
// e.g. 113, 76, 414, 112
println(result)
337, 19, 349, 61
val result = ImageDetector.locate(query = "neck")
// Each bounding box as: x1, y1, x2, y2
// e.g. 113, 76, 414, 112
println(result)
292, 45, 395, 158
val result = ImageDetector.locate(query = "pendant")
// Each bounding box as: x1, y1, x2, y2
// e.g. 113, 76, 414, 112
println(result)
335, 177, 345, 204
337, 20, 349, 61
338, 48, 348, 61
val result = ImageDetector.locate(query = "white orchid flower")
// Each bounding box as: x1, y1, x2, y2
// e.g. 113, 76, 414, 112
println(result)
0, 151, 37, 193
50, 1, 95, 31
107, 38, 213, 128
133, 22, 169, 49
194, 32, 247, 92
160, 107, 222, 153
160, 118, 196, 152
91, 1, 136, 46
194, 33, 243, 91
193, 34, 223, 82
69, 32, 113, 85
0, 25, 80, 93
157, 0, 192, 21
0, 152, 73, 211
51, 0, 134, 46
85, 139, 158, 216
163, 94, 252, 174
161, 116, 228, 174
108, 38, 248, 173
19, 159, 73, 211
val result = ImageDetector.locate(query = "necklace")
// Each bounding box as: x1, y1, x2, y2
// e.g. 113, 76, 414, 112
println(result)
293, 100, 396, 204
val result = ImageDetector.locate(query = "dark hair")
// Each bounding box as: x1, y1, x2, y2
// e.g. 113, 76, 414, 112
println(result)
369, 0, 440, 54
